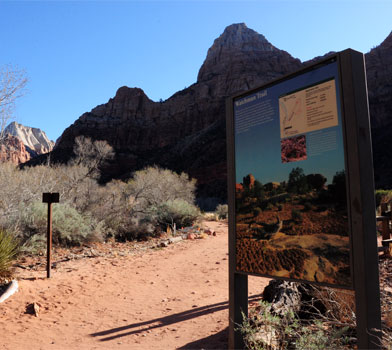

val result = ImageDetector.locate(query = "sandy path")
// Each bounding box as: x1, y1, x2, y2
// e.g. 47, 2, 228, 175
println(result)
0, 221, 269, 350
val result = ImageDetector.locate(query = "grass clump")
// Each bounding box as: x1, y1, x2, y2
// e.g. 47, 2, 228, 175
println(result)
0, 229, 19, 279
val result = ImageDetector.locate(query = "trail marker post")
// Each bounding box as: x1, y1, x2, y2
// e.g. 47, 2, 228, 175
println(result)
42, 192, 59, 278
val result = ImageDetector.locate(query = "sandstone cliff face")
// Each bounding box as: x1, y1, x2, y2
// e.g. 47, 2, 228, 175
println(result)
366, 31, 392, 188
29, 23, 392, 202
50, 24, 302, 203
4, 121, 54, 156
0, 135, 31, 164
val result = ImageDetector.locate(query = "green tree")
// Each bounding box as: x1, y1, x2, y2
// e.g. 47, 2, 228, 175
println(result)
288, 167, 309, 194
330, 170, 347, 202
253, 180, 264, 199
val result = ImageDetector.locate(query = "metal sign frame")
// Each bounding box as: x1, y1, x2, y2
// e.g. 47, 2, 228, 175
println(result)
226, 49, 381, 349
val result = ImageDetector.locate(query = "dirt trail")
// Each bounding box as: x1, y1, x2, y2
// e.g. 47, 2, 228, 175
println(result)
0, 221, 269, 350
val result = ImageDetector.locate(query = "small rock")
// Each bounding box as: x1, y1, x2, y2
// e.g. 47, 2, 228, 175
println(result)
169, 236, 183, 244
187, 233, 196, 240
160, 241, 169, 248
204, 229, 212, 235
212, 231, 216, 236
26, 302, 40, 317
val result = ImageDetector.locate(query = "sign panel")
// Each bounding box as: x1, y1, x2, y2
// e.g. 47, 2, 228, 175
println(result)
228, 50, 381, 350
233, 59, 351, 287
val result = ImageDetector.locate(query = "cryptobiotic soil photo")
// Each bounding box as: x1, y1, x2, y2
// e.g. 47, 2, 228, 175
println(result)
235, 169, 351, 286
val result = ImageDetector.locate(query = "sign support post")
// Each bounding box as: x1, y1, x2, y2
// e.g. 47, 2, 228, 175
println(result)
43, 192, 60, 279
227, 99, 248, 349
340, 50, 382, 349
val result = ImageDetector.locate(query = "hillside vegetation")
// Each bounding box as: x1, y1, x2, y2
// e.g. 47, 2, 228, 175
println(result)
0, 137, 201, 278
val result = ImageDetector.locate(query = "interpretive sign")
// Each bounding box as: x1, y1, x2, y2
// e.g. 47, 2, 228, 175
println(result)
234, 59, 350, 287
227, 50, 381, 349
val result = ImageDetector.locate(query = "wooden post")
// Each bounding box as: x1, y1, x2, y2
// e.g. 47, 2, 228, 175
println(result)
380, 203, 390, 241
43, 193, 60, 279
47, 202, 53, 278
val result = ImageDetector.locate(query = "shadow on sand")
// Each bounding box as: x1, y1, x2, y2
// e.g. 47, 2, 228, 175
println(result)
90, 294, 262, 344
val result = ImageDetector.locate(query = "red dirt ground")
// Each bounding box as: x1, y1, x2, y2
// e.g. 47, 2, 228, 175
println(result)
0, 221, 269, 350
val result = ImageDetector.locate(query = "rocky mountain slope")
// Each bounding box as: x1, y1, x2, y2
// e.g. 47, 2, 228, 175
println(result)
0, 135, 31, 163
26, 24, 392, 204
0, 122, 54, 164
4, 121, 54, 157
366, 31, 392, 188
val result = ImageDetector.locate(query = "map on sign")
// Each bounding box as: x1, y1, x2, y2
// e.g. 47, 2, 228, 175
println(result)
280, 96, 305, 138
279, 79, 338, 138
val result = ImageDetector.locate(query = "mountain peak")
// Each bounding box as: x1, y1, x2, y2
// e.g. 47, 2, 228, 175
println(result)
197, 23, 300, 87
4, 121, 54, 155
204, 23, 275, 60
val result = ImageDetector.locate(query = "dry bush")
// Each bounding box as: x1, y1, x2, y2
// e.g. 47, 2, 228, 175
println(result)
215, 204, 228, 220
154, 199, 200, 229
127, 166, 196, 209
0, 162, 198, 246
70, 136, 114, 179
18, 202, 104, 250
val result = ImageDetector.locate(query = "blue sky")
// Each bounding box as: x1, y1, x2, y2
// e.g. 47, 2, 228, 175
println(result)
0, 0, 391, 141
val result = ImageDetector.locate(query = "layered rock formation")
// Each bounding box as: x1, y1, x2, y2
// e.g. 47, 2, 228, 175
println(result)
0, 135, 31, 163
33, 24, 302, 204
26, 23, 392, 203
4, 121, 54, 157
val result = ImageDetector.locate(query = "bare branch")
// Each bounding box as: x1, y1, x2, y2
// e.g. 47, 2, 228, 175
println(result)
0, 64, 28, 143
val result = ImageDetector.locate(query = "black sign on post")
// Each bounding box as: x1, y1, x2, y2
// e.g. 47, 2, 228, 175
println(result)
226, 50, 381, 349
42, 192, 60, 278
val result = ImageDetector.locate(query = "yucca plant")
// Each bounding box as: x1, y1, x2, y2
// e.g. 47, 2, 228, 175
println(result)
0, 229, 19, 279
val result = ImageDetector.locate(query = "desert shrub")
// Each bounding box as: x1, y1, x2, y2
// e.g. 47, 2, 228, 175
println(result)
127, 166, 196, 211
302, 202, 313, 211
0, 162, 103, 230
329, 170, 347, 203
291, 209, 303, 222
101, 167, 198, 239
19, 202, 104, 249
288, 167, 309, 194
154, 199, 200, 229
0, 229, 19, 279
265, 203, 275, 211
239, 298, 353, 350
253, 207, 262, 217
0, 163, 198, 244
375, 189, 392, 208
70, 136, 114, 179
215, 204, 228, 220
112, 216, 157, 242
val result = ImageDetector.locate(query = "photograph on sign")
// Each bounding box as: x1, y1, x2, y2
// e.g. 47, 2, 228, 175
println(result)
234, 61, 351, 287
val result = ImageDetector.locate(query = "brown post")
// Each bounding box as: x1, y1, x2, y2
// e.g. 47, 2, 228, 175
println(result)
47, 202, 53, 278
381, 203, 390, 241
43, 193, 60, 279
